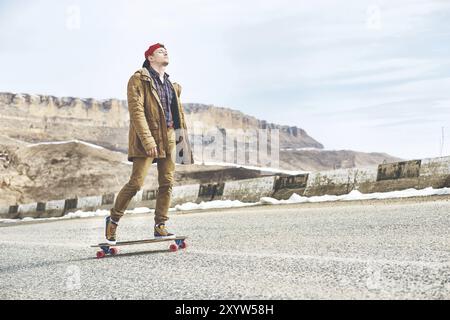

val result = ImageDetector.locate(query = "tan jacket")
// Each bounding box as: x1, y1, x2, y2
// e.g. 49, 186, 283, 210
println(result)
126, 67, 193, 164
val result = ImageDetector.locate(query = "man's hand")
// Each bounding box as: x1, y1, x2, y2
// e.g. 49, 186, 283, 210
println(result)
146, 146, 158, 158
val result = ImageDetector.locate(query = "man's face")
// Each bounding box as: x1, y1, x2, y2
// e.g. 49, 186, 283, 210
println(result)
149, 47, 169, 67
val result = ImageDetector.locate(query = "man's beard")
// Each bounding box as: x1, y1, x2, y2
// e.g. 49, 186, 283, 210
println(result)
162, 61, 169, 67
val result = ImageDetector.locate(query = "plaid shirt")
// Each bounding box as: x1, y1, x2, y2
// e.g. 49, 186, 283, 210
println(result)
147, 65, 174, 128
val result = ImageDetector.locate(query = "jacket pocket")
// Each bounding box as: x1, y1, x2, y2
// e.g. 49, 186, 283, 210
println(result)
148, 122, 159, 129
148, 122, 160, 144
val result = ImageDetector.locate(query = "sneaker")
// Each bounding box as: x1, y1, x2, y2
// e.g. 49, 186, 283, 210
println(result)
105, 216, 118, 245
154, 223, 176, 239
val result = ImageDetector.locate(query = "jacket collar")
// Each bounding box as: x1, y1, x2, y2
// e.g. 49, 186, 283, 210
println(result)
138, 66, 170, 81
136, 67, 180, 104
136, 68, 160, 93
137, 67, 173, 91
137, 67, 152, 82
146, 65, 170, 81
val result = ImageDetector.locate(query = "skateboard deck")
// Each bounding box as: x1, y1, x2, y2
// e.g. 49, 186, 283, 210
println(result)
91, 236, 187, 258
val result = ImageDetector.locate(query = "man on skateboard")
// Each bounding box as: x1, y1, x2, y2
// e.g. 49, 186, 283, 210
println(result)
105, 43, 193, 245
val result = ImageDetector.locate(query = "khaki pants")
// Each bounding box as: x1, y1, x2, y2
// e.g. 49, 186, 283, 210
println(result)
111, 127, 176, 225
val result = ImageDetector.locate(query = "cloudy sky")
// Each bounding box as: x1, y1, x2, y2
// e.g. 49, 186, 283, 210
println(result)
1, 0, 450, 160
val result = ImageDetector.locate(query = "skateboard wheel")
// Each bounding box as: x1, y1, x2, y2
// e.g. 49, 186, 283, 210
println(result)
169, 244, 178, 252
110, 247, 118, 255
96, 251, 106, 259
179, 241, 187, 249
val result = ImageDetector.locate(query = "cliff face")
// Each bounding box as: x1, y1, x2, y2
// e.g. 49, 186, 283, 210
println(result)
0, 92, 323, 153
0, 92, 406, 205
183, 103, 323, 149
0, 92, 129, 126
0, 92, 130, 152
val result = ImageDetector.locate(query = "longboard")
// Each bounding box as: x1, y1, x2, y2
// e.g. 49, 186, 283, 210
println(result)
91, 236, 187, 258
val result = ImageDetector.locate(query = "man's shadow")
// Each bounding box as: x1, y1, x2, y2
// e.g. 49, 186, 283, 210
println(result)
88, 249, 173, 260
0, 249, 179, 273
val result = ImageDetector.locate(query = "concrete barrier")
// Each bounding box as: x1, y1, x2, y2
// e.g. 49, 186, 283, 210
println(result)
101, 193, 115, 206
377, 160, 421, 181
420, 156, 450, 176
305, 168, 356, 197
6, 205, 19, 219
171, 184, 201, 206
3, 154, 450, 220
0, 205, 11, 219
135, 188, 156, 208
142, 189, 157, 201
303, 161, 426, 197
18, 203, 38, 215
273, 174, 308, 199
37, 202, 46, 213
77, 195, 102, 211
221, 176, 276, 202
197, 182, 225, 202
136, 189, 144, 202
64, 198, 78, 214
45, 199, 66, 217
7, 205, 18, 218
133, 184, 201, 208
128, 189, 144, 208
418, 156, 450, 189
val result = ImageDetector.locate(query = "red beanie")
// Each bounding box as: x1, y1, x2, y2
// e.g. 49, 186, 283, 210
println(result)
144, 43, 165, 59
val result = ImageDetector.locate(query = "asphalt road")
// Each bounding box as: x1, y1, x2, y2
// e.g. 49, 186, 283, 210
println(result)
0, 196, 449, 300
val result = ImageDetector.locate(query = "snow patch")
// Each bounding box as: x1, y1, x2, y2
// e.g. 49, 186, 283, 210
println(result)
1, 187, 449, 224
27, 140, 105, 150
201, 161, 308, 175
281, 147, 322, 151
0, 207, 153, 224
260, 187, 450, 204
174, 199, 257, 211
